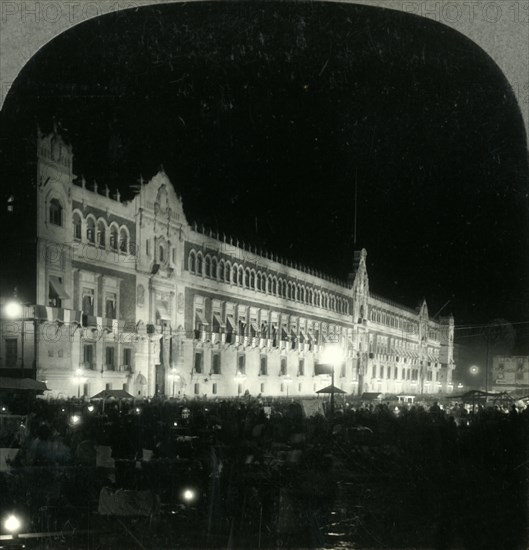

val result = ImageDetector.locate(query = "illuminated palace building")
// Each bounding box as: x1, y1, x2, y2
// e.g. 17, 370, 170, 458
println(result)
0, 129, 455, 398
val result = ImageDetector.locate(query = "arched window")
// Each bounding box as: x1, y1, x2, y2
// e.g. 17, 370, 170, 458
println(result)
97, 221, 106, 248
49, 198, 63, 226
250, 271, 255, 289
238, 267, 244, 286
244, 268, 250, 287
110, 226, 119, 250
224, 261, 230, 282
159, 244, 165, 263
300, 287, 305, 303
268, 276, 273, 294
196, 253, 203, 275
219, 259, 225, 280
73, 212, 82, 240
281, 280, 287, 297
119, 228, 128, 253
212, 257, 218, 279
272, 278, 277, 295
86, 218, 95, 243
256, 273, 262, 291
189, 251, 196, 273
205, 256, 211, 277
231, 264, 238, 284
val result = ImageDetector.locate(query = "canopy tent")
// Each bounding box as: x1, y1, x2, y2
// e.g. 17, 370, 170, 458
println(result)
0, 377, 48, 393
360, 392, 383, 400
316, 384, 346, 394
91, 389, 134, 400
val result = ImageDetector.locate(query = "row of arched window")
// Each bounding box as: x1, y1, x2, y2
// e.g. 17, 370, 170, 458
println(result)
188, 249, 350, 314
72, 211, 134, 254
370, 308, 417, 332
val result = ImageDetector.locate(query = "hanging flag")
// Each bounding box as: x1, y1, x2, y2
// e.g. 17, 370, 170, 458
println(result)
314, 363, 334, 376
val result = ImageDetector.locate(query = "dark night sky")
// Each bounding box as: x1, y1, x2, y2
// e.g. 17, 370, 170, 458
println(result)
1, 2, 528, 342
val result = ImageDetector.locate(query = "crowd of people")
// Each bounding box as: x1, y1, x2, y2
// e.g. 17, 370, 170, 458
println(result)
0, 393, 527, 548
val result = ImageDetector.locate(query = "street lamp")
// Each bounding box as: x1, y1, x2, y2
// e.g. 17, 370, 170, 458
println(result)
234, 371, 247, 397
73, 368, 86, 399
4, 301, 22, 319
320, 342, 345, 417
3, 513, 22, 537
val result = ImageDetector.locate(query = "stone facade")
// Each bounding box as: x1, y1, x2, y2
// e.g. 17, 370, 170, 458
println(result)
0, 128, 456, 398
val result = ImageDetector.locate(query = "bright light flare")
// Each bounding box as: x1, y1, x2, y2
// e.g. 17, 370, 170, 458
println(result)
320, 343, 345, 367
87, 405, 95, 412
4, 301, 22, 319
3, 513, 22, 534
182, 488, 196, 502
70, 415, 81, 426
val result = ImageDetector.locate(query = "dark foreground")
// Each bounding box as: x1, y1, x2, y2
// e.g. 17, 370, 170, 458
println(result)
0, 397, 527, 549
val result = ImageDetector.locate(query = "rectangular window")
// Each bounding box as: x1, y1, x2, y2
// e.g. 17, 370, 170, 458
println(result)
372, 365, 376, 379
83, 383, 89, 396
394, 367, 398, 380
211, 353, 221, 375
380, 366, 384, 379
105, 293, 117, 319
105, 383, 112, 391
212, 383, 217, 395
146, 239, 150, 256
260, 356, 268, 376
427, 371, 433, 381
82, 288, 95, 316
260, 383, 265, 393
48, 281, 61, 308
194, 383, 200, 395
238, 354, 246, 374
194, 352, 203, 374
83, 344, 94, 368
298, 359, 304, 376
5, 338, 17, 366
172, 248, 176, 264
123, 348, 132, 368
280, 357, 287, 376
105, 347, 115, 370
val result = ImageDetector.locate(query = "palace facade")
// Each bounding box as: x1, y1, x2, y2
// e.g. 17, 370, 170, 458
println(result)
0, 128, 456, 398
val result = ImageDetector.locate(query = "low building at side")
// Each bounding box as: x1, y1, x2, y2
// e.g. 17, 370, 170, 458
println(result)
0, 128, 456, 398
491, 356, 529, 394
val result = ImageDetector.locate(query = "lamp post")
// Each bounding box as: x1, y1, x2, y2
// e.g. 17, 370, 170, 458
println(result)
73, 368, 86, 399
469, 364, 479, 389
320, 342, 345, 418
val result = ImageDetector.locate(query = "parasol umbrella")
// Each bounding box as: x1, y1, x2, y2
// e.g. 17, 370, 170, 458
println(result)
316, 384, 346, 394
